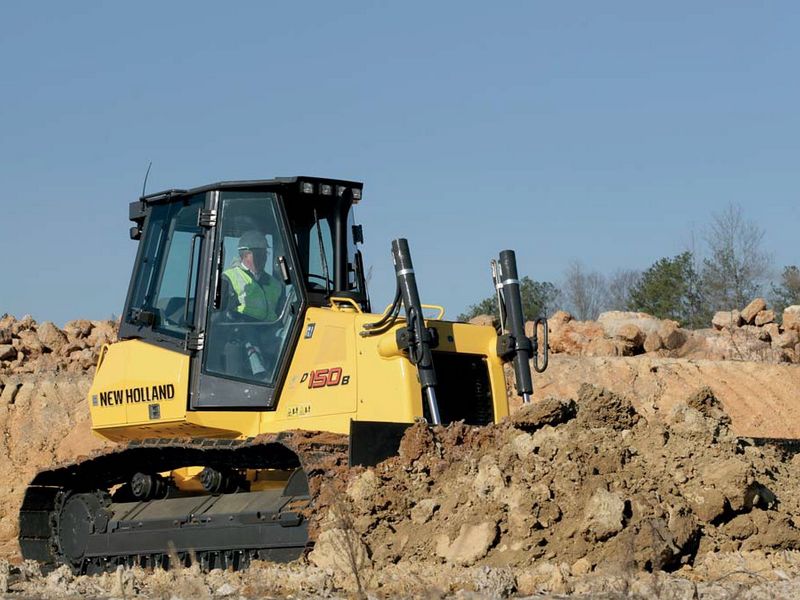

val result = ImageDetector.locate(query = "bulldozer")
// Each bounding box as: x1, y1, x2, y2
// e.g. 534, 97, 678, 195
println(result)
18, 176, 547, 573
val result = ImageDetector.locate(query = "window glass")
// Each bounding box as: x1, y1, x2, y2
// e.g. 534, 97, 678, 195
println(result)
346, 207, 361, 292
204, 191, 299, 387
304, 214, 334, 292
126, 196, 204, 338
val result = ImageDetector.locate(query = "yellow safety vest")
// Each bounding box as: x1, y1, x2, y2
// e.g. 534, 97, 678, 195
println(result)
223, 266, 282, 321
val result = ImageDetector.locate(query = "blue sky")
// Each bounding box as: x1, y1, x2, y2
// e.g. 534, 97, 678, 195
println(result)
1, 2, 798, 325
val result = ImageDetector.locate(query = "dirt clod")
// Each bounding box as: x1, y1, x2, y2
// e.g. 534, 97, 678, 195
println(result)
576, 383, 640, 430
511, 396, 577, 431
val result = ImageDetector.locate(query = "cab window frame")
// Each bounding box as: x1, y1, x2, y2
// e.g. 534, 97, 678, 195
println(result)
118, 192, 209, 352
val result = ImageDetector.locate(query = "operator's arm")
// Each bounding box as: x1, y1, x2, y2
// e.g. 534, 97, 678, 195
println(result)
220, 273, 241, 317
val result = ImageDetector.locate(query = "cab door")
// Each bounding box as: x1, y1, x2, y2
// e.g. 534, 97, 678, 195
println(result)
190, 189, 305, 409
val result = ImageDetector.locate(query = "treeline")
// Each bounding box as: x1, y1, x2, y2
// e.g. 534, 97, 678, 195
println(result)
459, 204, 800, 328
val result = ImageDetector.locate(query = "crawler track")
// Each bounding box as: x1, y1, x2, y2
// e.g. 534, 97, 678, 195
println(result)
19, 431, 349, 574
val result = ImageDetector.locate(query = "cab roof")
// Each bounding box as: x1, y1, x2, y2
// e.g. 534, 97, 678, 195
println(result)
140, 176, 364, 204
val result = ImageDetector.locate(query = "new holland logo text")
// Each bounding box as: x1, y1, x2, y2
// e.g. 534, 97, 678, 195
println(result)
93, 384, 175, 407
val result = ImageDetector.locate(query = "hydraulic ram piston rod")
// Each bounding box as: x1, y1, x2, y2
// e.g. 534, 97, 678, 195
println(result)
391, 238, 441, 425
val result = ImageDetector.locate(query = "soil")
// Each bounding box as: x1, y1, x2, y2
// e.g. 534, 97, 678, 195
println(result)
4, 353, 800, 597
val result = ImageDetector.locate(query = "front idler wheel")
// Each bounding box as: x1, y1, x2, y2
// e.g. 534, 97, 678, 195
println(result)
56, 492, 109, 572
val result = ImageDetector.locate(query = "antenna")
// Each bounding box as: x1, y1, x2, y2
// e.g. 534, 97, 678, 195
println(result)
141, 161, 153, 197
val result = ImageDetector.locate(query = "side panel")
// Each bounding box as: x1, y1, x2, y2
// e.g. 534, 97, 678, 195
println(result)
268, 307, 359, 433
89, 340, 190, 438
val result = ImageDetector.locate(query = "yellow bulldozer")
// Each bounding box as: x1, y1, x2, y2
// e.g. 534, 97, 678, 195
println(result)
19, 176, 547, 573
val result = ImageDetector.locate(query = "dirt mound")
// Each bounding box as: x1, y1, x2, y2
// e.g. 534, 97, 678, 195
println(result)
0, 372, 112, 559
528, 356, 800, 438
7, 552, 800, 598
316, 385, 800, 586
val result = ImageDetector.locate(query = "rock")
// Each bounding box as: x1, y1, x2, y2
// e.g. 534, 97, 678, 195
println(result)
658, 321, 688, 350
469, 314, 497, 328
0, 383, 20, 404
60, 340, 86, 356
473, 455, 505, 498
616, 324, 645, 347
773, 330, 800, 350
597, 311, 665, 338
724, 513, 757, 540
17, 330, 44, 356
511, 397, 577, 431
643, 331, 664, 353
0, 558, 8, 593
308, 527, 371, 573
690, 487, 727, 523
410, 498, 439, 525
435, 521, 497, 565
686, 387, 731, 429
0, 345, 15, 361
764, 323, 781, 341
347, 470, 380, 504
582, 488, 626, 541
516, 563, 573, 595
712, 310, 742, 330
741, 298, 767, 324
571, 557, 593, 576
0, 329, 10, 345
755, 309, 776, 326
87, 320, 117, 347
585, 338, 634, 357
511, 432, 536, 459
783, 306, 800, 333
215, 583, 237, 596
742, 325, 771, 342
548, 319, 605, 355
36, 322, 68, 353
701, 457, 753, 512
63, 319, 93, 339
473, 567, 517, 597
549, 310, 573, 324
11, 315, 36, 335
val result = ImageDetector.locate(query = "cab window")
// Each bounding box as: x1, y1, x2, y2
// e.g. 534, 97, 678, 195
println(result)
125, 196, 204, 338
203, 191, 299, 387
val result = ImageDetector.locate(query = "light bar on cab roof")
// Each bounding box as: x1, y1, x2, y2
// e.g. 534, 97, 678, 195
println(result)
301, 181, 314, 194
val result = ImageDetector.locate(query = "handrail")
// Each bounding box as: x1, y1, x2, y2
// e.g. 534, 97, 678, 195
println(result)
329, 296, 363, 312
421, 304, 445, 320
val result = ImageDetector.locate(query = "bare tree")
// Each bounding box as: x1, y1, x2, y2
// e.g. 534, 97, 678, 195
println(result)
606, 269, 641, 311
701, 203, 771, 311
562, 261, 607, 320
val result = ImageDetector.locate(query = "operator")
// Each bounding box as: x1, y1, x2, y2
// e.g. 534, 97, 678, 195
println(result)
222, 230, 284, 322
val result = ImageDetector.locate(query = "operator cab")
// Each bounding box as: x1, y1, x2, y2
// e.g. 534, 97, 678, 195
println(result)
119, 177, 368, 409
